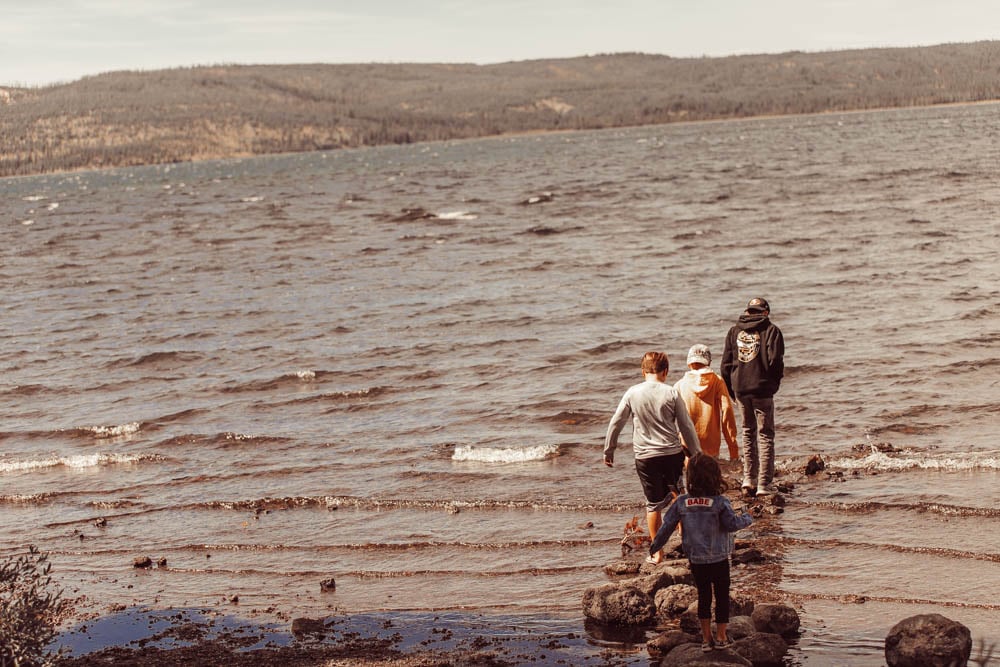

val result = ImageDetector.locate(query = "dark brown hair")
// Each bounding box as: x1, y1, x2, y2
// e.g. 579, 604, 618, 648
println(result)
686, 453, 728, 497
640, 351, 669, 375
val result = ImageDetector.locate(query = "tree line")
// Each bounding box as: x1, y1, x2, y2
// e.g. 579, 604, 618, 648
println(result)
3, 42, 1000, 177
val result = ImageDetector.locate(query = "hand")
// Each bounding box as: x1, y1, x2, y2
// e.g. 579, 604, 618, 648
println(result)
604, 455, 614, 467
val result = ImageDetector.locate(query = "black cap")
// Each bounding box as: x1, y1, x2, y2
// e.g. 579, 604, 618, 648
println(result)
746, 297, 770, 312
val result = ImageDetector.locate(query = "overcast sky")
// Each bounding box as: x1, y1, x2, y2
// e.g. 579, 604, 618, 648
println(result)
3, 0, 1000, 87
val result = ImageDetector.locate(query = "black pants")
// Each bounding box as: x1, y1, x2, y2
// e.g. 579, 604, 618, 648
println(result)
690, 559, 731, 623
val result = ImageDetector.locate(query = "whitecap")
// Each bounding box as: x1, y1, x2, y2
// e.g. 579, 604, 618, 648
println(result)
22, 195, 46, 201
452, 444, 559, 463
0, 452, 156, 473
828, 450, 1000, 472
436, 211, 478, 220
88, 422, 141, 438
296, 370, 316, 381
241, 196, 264, 202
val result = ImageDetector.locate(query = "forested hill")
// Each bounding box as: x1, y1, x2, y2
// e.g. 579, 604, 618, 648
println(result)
4, 41, 1000, 177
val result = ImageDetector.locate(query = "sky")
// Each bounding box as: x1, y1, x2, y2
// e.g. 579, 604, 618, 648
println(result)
3, 0, 1000, 87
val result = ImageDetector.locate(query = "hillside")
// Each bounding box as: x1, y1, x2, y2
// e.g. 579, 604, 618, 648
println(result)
4, 41, 1000, 177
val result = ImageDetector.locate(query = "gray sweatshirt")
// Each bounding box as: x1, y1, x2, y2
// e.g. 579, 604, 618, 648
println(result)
604, 379, 702, 462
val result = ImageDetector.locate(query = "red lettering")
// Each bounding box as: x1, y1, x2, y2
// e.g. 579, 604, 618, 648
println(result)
685, 497, 714, 507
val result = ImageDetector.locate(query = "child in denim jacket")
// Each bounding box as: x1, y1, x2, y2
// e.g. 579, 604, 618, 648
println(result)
649, 453, 753, 652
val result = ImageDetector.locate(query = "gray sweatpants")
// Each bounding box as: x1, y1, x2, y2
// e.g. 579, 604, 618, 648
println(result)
737, 395, 775, 489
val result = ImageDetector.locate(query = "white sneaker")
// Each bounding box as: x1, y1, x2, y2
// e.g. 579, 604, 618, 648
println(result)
757, 483, 779, 497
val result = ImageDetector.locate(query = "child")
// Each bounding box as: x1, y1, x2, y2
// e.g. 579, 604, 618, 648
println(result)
605, 351, 702, 564
649, 453, 753, 652
674, 344, 739, 461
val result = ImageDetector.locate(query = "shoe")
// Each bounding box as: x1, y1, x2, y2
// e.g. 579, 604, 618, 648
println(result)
715, 638, 732, 649
644, 555, 659, 565
701, 641, 713, 652
757, 483, 779, 497
741, 485, 756, 498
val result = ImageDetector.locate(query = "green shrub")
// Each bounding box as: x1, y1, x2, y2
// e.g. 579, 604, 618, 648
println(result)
0, 546, 64, 667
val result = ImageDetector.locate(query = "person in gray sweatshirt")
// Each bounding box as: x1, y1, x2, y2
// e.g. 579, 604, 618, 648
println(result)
605, 351, 702, 563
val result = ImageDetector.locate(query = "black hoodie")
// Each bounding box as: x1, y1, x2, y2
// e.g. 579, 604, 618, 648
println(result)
720, 312, 784, 398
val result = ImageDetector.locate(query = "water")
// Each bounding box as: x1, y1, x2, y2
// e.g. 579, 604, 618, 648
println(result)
3, 102, 1000, 664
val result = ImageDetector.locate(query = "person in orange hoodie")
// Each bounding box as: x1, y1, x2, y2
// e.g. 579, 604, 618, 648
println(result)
674, 344, 739, 462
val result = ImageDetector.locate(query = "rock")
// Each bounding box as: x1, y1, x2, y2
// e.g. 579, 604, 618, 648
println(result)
132, 556, 153, 569
764, 493, 786, 508
578, 521, 594, 529
730, 593, 755, 617
751, 603, 800, 637
654, 584, 698, 617
581, 583, 656, 626
884, 613, 972, 667
320, 578, 336, 592
661, 642, 752, 666
678, 601, 701, 634
805, 454, 825, 475
731, 632, 788, 666
156, 557, 168, 568
647, 629, 699, 656
94, 517, 108, 527
731, 548, 765, 565
291, 617, 327, 637
630, 567, 693, 597
726, 615, 756, 640
604, 559, 642, 576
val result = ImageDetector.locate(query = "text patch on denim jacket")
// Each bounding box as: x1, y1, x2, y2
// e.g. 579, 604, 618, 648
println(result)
685, 497, 715, 507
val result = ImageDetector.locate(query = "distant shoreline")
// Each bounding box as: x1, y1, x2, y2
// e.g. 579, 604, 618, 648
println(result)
5, 45, 1000, 177
4, 98, 999, 182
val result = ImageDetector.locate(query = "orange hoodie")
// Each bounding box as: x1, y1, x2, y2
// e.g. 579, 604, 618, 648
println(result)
674, 368, 738, 460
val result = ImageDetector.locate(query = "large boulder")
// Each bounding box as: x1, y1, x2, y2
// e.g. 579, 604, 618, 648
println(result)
885, 613, 972, 667
731, 632, 788, 667
751, 603, 800, 637
582, 583, 656, 626
654, 584, 698, 617
661, 643, 752, 667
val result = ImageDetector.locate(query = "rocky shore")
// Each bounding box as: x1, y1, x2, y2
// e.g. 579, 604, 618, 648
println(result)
53, 455, 988, 666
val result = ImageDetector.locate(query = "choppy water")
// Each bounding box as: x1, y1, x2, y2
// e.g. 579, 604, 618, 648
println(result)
3, 102, 1000, 664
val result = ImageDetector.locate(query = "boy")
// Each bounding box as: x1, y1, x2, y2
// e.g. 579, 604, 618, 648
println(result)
675, 344, 739, 461
604, 351, 701, 563
721, 297, 785, 497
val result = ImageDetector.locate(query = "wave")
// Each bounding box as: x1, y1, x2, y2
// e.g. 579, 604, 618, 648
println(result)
783, 536, 1000, 563
827, 449, 1000, 472
0, 452, 164, 474
806, 499, 1000, 519
219, 370, 332, 394
452, 444, 560, 463
785, 591, 1000, 611
436, 211, 478, 220
184, 494, 640, 513
111, 351, 206, 369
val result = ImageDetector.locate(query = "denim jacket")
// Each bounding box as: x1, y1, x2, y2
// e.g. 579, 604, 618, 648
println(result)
649, 494, 752, 564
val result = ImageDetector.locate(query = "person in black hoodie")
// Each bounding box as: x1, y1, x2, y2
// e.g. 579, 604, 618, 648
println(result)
720, 297, 784, 498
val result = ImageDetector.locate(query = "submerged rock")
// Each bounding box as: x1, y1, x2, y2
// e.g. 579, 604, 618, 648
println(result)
885, 613, 972, 667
